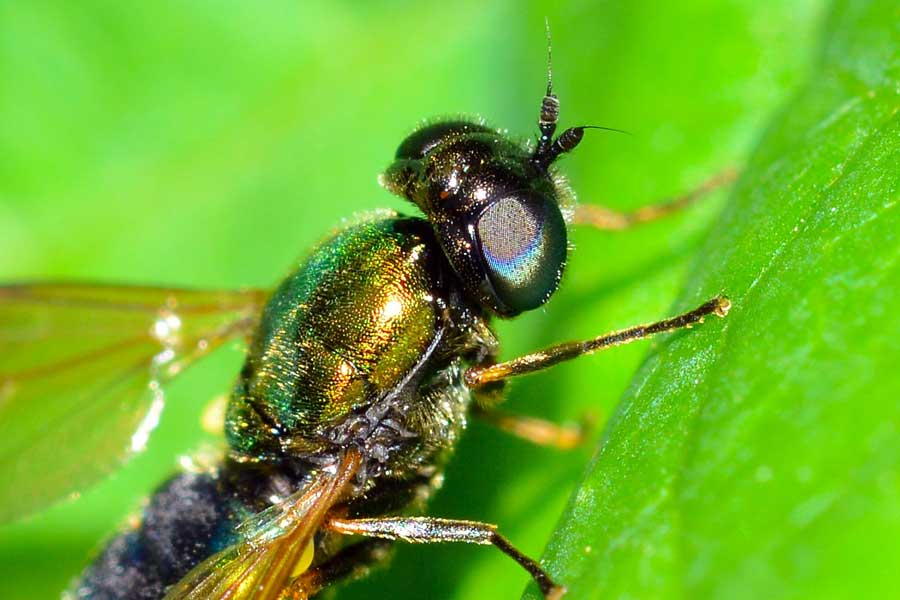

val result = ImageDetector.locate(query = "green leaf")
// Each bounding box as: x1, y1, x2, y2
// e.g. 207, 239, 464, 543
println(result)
529, 1, 900, 598
0, 1, 859, 599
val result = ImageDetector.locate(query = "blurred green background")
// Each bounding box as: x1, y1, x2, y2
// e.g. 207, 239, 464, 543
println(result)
0, 1, 828, 598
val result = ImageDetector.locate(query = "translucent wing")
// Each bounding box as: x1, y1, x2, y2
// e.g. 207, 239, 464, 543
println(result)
0, 283, 267, 523
164, 449, 361, 600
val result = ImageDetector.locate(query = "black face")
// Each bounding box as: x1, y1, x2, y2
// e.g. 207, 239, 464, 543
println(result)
381, 93, 586, 317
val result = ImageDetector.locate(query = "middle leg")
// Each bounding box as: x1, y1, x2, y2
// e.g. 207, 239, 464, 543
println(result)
574, 168, 738, 230
473, 405, 591, 450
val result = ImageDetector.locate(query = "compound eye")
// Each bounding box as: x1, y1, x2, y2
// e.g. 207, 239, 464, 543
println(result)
475, 193, 567, 313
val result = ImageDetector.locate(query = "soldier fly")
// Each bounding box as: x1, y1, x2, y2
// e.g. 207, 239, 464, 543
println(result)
0, 47, 732, 599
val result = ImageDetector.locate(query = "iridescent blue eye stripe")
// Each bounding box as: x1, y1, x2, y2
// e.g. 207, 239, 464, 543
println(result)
481, 225, 544, 286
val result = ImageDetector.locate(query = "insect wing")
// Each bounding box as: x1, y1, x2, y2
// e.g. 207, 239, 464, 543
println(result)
0, 283, 266, 523
163, 450, 361, 600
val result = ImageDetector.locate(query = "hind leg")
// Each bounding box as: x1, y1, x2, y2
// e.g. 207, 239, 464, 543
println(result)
284, 539, 393, 599
322, 515, 565, 599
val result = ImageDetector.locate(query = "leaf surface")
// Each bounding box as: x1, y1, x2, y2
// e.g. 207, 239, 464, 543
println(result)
529, 1, 900, 597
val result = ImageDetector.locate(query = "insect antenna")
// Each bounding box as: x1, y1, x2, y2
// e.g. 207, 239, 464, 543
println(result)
533, 124, 630, 170
580, 124, 631, 135
545, 16, 553, 98
535, 18, 559, 159
532, 20, 630, 170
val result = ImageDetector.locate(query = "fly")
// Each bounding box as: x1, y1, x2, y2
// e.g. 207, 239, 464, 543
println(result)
0, 40, 733, 600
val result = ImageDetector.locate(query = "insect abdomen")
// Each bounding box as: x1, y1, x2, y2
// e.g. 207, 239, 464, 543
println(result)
71, 468, 244, 599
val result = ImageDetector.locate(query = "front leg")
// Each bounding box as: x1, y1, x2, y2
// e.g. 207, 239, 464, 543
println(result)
322, 515, 566, 599
467, 299, 730, 446
466, 296, 730, 388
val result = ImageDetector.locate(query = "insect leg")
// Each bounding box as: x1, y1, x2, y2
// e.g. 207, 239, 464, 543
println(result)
465, 296, 730, 388
473, 405, 591, 450
324, 515, 565, 599
284, 539, 393, 599
573, 167, 738, 230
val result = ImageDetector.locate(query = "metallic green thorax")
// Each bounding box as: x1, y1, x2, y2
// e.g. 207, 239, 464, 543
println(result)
226, 215, 490, 483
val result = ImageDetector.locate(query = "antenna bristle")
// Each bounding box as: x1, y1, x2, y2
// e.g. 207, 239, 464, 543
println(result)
544, 17, 554, 97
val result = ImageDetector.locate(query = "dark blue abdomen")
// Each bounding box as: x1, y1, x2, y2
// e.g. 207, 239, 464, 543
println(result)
72, 471, 234, 599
